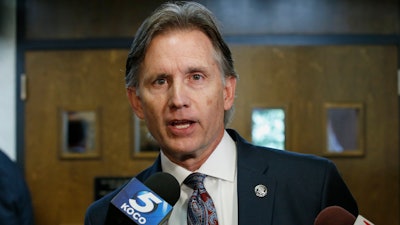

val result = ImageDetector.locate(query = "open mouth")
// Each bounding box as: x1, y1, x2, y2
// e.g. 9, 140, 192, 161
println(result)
169, 120, 195, 129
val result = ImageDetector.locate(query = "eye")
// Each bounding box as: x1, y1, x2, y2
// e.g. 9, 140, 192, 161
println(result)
153, 77, 167, 86
191, 73, 203, 81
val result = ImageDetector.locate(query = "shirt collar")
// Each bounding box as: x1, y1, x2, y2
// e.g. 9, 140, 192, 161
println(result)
161, 130, 236, 185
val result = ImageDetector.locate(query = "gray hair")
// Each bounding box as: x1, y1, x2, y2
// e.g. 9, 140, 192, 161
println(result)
125, 1, 238, 126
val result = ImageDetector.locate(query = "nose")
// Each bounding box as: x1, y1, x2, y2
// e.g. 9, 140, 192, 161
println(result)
168, 80, 189, 110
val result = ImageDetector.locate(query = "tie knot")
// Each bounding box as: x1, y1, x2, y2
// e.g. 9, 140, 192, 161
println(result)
184, 172, 206, 189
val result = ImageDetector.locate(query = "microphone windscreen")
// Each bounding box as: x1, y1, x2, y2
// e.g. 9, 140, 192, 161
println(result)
144, 172, 180, 206
314, 206, 356, 225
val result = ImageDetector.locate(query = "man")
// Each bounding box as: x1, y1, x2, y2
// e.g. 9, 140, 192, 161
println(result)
85, 2, 358, 224
0, 149, 34, 225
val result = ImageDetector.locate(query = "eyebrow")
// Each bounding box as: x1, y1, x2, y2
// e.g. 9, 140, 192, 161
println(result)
186, 65, 208, 74
144, 64, 210, 81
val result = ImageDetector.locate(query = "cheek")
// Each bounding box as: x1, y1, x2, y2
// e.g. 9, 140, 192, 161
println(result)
143, 102, 160, 116
140, 98, 161, 119
205, 92, 225, 111
207, 98, 212, 106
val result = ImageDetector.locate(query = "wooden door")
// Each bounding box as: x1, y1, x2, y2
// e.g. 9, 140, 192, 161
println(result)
24, 50, 156, 225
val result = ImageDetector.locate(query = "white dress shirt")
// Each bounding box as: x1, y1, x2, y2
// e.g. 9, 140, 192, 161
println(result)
161, 130, 238, 225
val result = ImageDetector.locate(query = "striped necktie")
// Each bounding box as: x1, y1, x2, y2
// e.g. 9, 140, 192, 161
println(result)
184, 173, 219, 225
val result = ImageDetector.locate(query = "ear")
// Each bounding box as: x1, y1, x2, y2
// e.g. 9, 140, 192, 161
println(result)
126, 87, 145, 120
223, 76, 237, 110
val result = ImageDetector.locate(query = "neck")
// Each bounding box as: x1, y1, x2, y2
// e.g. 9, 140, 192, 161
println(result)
163, 129, 225, 171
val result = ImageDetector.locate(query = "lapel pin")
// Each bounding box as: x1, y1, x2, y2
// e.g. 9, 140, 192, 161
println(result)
254, 184, 268, 198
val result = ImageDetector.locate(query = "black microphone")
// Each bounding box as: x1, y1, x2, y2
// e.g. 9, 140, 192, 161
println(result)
314, 206, 374, 225
105, 172, 180, 225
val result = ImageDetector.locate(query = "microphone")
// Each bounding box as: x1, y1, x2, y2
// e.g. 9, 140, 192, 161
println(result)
106, 172, 180, 225
314, 206, 374, 225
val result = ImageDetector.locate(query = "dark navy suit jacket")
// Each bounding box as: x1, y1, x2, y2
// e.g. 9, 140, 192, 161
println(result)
85, 129, 358, 225
0, 150, 34, 225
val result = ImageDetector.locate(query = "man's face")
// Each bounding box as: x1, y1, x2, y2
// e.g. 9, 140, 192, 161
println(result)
127, 29, 236, 167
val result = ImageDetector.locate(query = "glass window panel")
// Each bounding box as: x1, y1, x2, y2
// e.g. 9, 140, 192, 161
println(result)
61, 110, 99, 158
323, 103, 364, 157
252, 108, 285, 150
327, 108, 359, 152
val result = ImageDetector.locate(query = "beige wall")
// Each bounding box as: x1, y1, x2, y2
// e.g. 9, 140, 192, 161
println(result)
0, 0, 17, 160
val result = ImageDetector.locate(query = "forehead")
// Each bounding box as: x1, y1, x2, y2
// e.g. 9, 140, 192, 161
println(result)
149, 29, 214, 56
142, 29, 218, 71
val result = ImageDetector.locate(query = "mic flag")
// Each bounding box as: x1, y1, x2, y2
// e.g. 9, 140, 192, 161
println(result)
110, 172, 180, 225
354, 215, 374, 225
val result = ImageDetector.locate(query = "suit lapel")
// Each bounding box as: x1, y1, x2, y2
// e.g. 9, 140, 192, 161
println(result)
237, 163, 276, 224
229, 129, 276, 225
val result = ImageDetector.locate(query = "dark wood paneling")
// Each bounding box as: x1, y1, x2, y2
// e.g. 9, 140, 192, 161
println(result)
25, 0, 167, 39
206, 0, 399, 35
24, 0, 399, 40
